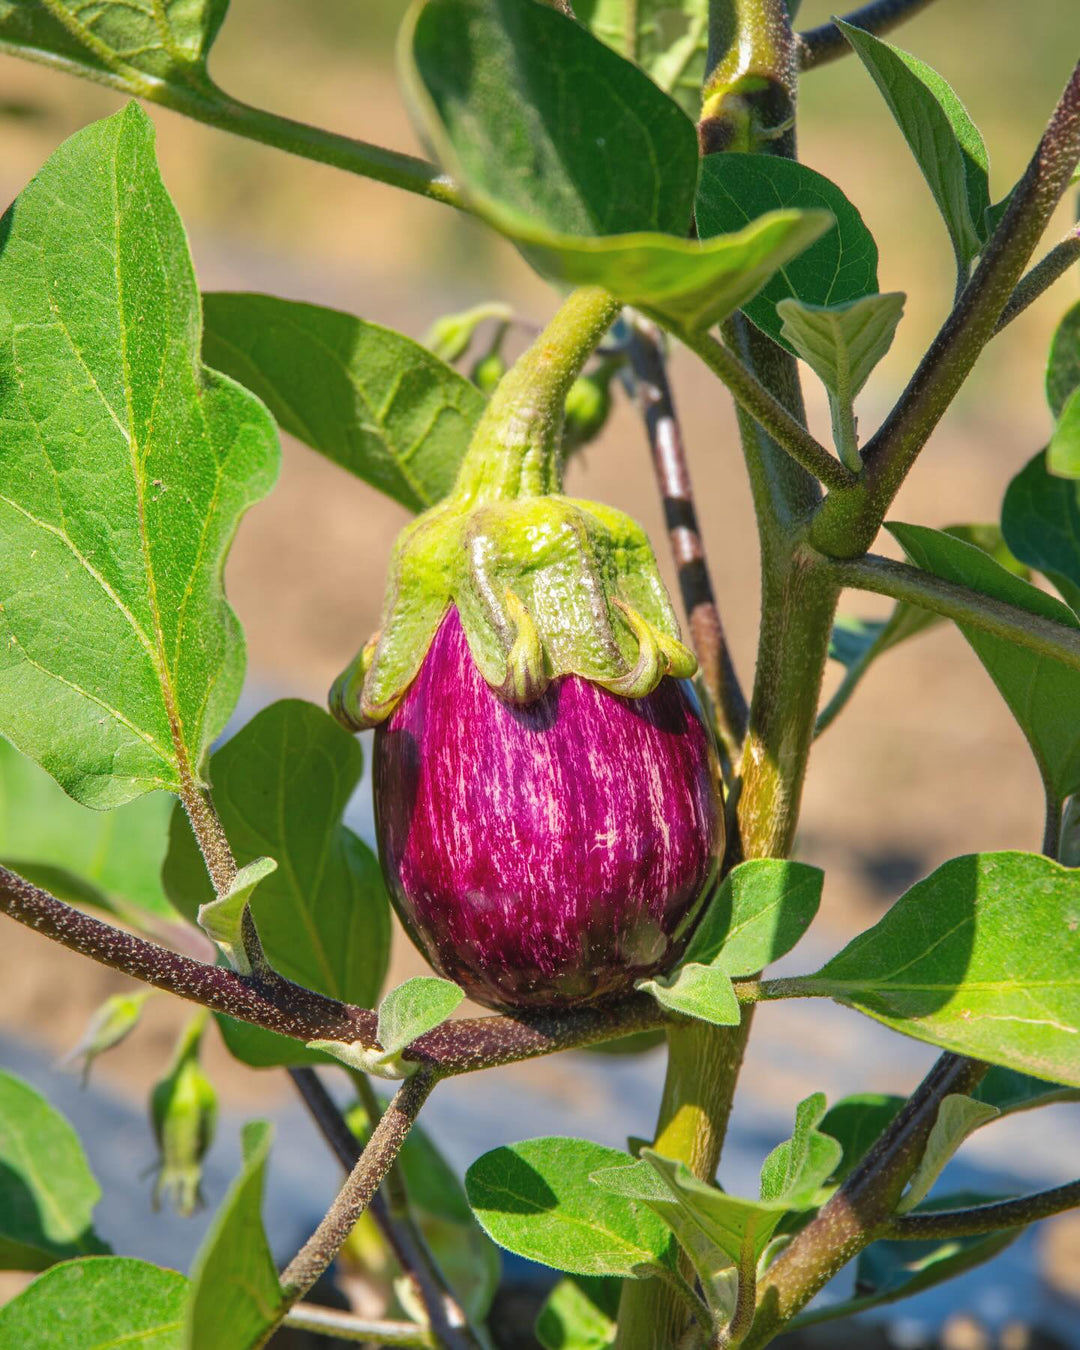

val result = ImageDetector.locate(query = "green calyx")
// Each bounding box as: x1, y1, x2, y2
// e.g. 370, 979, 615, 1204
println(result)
330, 287, 697, 730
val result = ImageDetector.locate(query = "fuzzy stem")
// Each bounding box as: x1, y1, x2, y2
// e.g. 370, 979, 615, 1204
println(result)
280, 1072, 437, 1302
994, 226, 1080, 333
797, 0, 940, 70
282, 1307, 434, 1346
882, 1179, 1080, 1240
452, 287, 621, 504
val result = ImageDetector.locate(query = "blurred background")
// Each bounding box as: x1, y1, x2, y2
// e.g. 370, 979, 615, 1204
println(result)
1, 1, 1079, 1345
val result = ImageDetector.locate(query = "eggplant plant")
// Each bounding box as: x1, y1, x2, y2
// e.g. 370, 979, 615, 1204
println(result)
1, 1, 1080, 1348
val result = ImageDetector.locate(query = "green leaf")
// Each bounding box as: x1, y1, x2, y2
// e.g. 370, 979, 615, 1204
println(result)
975, 1066, 1080, 1115
196, 856, 277, 975
0, 0, 228, 88
0, 103, 278, 809
681, 858, 824, 976
536, 1275, 620, 1350
1049, 386, 1080, 479
404, 0, 699, 238
836, 20, 990, 268
818, 1094, 905, 1184
898, 1095, 999, 1213
185, 1121, 284, 1350
202, 294, 485, 513
0, 1071, 109, 1270
759, 1093, 843, 1208
465, 1137, 674, 1278
636, 963, 741, 1027
696, 154, 880, 346
804, 851, 1080, 1085
777, 293, 905, 468
1047, 299, 1080, 418
575, 0, 708, 120
162, 700, 390, 1068
889, 522, 1080, 799
0, 1257, 188, 1349
0, 737, 179, 929
1001, 450, 1080, 612
377, 976, 465, 1062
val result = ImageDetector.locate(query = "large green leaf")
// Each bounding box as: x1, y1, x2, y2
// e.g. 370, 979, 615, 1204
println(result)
163, 700, 390, 1067
681, 858, 823, 976
0, 736, 178, 927
185, 1121, 284, 1350
0, 0, 228, 88
836, 20, 990, 269
0, 1072, 108, 1270
890, 522, 1080, 799
0, 1257, 188, 1349
1001, 450, 1080, 613
465, 1138, 674, 1278
696, 154, 879, 345
575, 0, 708, 120
202, 294, 484, 513
0, 103, 278, 809
804, 852, 1080, 1085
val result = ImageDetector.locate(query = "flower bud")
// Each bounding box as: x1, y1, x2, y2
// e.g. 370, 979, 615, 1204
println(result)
150, 1013, 217, 1217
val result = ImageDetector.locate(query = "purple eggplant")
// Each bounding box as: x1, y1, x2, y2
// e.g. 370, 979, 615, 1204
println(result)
374, 608, 722, 1011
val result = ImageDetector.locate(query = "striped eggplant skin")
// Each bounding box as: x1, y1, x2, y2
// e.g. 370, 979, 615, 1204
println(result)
373, 608, 723, 1011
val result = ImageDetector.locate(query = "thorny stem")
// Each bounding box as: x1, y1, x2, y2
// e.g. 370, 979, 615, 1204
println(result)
280, 1072, 437, 1302
797, 0, 940, 70
994, 226, 1080, 334
627, 319, 749, 771
742, 1055, 987, 1348
288, 1069, 480, 1350
282, 1307, 434, 1346
882, 1178, 1080, 1240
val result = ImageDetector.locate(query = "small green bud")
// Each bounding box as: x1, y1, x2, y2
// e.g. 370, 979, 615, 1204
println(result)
422, 302, 513, 364
64, 990, 152, 1086
470, 350, 506, 395
562, 372, 612, 452
150, 1013, 217, 1217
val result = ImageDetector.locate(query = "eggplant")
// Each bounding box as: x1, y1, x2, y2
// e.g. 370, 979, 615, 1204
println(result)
374, 608, 722, 1010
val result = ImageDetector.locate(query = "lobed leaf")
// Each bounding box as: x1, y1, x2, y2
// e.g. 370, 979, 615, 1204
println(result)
202, 294, 485, 512
0, 103, 278, 809
163, 700, 390, 1067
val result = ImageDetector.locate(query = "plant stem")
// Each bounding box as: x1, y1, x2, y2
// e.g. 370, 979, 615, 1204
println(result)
683, 332, 854, 493
882, 1178, 1080, 1240
812, 58, 1080, 558
1044, 782, 1065, 859
282, 1306, 435, 1346
797, 0, 940, 70
994, 226, 1080, 333
280, 1071, 437, 1302
829, 552, 1080, 673
289, 1069, 480, 1350
627, 319, 748, 771
742, 1054, 987, 1348
721, 1237, 758, 1347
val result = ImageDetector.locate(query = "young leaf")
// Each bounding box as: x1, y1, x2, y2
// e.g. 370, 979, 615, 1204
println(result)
696, 155, 880, 346
0, 1257, 188, 1350
1049, 387, 1080, 479
162, 700, 391, 1068
818, 1094, 905, 1184
0, 0, 228, 89
636, 963, 741, 1027
759, 1093, 843, 1208
890, 522, 1080, 799
0, 737, 179, 929
1046, 299, 1080, 418
186, 1121, 284, 1350
0, 103, 278, 809
681, 858, 824, 976
377, 976, 465, 1060
1001, 450, 1080, 612
776, 293, 905, 468
465, 1137, 674, 1278
536, 1274, 620, 1350
196, 856, 278, 975
897, 1094, 999, 1213
202, 294, 485, 512
804, 851, 1080, 1085
0, 1071, 109, 1269
836, 20, 990, 270
575, 0, 708, 120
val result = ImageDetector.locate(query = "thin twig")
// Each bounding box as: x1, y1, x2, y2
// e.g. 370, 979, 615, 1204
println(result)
289, 1068, 480, 1350
994, 226, 1080, 333
627, 320, 749, 767
797, 0, 940, 70
283, 1305, 434, 1346
684, 331, 856, 493
882, 1178, 1080, 1240
280, 1071, 437, 1301
828, 552, 1080, 674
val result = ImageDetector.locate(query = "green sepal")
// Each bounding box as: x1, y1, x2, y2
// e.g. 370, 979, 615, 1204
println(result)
331, 492, 695, 729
